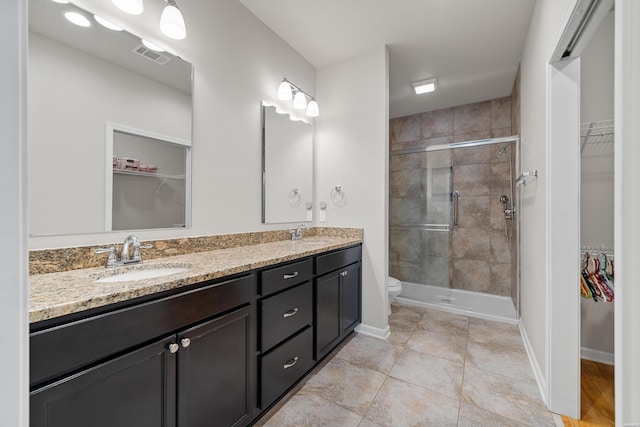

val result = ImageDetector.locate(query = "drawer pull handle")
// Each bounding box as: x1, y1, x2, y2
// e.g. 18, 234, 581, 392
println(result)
168, 343, 179, 354
283, 357, 299, 370
283, 308, 299, 318
283, 272, 299, 279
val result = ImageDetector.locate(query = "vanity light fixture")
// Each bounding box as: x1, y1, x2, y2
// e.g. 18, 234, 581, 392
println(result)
112, 0, 144, 15
65, 11, 91, 27
160, 0, 187, 40
412, 77, 437, 95
94, 15, 123, 31
141, 39, 164, 52
277, 78, 320, 117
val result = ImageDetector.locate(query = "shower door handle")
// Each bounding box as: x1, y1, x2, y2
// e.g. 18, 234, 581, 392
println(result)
452, 191, 460, 228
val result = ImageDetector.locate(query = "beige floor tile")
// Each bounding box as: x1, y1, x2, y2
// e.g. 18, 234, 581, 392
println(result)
364, 377, 459, 427
417, 308, 470, 335
468, 317, 523, 351
406, 327, 468, 363
466, 340, 536, 384
462, 364, 555, 426
302, 357, 387, 416
386, 327, 413, 346
263, 390, 362, 427
457, 402, 529, 426
389, 347, 464, 400
337, 334, 403, 374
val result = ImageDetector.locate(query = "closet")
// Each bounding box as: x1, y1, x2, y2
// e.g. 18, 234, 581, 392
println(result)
576, 8, 615, 426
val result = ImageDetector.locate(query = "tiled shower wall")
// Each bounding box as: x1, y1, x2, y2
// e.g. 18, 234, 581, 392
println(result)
389, 96, 516, 296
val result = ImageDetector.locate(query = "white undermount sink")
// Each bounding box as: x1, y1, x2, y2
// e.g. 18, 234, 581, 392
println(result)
95, 266, 189, 283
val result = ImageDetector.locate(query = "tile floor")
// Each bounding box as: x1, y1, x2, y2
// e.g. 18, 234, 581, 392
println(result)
260, 302, 560, 426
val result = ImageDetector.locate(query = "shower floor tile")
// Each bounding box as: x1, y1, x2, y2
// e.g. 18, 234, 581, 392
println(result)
257, 302, 560, 427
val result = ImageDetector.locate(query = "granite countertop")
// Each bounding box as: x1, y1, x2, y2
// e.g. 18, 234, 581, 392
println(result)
30, 237, 362, 324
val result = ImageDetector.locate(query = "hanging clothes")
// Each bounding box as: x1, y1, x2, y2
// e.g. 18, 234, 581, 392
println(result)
580, 251, 614, 302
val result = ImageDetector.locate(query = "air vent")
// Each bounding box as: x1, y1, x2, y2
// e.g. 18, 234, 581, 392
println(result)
132, 44, 171, 65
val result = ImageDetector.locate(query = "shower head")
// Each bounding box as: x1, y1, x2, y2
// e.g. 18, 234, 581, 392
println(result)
498, 144, 511, 155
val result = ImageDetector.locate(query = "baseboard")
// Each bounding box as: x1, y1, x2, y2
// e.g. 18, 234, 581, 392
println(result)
355, 323, 391, 340
519, 322, 548, 405
581, 347, 614, 365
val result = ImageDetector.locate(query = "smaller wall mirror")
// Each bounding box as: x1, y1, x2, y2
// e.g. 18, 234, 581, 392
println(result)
262, 104, 313, 224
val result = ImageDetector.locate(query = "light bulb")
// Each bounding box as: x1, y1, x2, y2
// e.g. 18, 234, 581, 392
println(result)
65, 12, 91, 27
278, 80, 293, 101
141, 39, 164, 52
94, 15, 123, 31
112, 0, 144, 15
306, 100, 319, 117
293, 91, 307, 110
160, 3, 187, 40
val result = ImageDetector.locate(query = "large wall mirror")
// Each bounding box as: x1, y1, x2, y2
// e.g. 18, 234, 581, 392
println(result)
262, 104, 313, 224
28, 0, 193, 236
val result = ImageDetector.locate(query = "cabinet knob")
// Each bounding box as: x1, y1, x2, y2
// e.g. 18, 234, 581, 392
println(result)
283, 308, 298, 318
283, 272, 299, 280
168, 343, 179, 354
181, 338, 191, 348
283, 356, 299, 370
340, 270, 348, 277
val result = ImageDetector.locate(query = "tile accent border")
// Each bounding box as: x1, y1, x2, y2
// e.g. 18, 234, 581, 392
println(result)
29, 227, 363, 275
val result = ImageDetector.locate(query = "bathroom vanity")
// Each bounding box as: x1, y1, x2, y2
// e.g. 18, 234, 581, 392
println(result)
29, 239, 362, 427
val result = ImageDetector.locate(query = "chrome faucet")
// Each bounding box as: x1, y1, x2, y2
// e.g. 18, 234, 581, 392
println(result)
95, 235, 152, 268
289, 224, 309, 241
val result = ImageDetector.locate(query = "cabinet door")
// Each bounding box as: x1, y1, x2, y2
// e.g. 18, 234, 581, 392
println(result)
30, 336, 176, 427
315, 271, 341, 360
177, 305, 255, 427
341, 262, 361, 336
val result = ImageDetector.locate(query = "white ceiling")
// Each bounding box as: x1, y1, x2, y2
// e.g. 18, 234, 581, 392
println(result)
238, 0, 536, 118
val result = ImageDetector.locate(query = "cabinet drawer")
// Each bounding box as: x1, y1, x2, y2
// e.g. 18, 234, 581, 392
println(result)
30, 274, 256, 388
315, 245, 362, 276
260, 258, 313, 297
261, 327, 313, 409
261, 281, 312, 352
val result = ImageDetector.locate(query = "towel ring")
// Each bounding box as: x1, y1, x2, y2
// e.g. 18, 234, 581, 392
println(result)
289, 188, 301, 205
330, 185, 344, 204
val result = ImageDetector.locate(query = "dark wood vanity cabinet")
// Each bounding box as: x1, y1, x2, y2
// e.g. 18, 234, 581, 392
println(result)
30, 274, 256, 427
258, 259, 314, 409
315, 246, 362, 360
30, 244, 362, 427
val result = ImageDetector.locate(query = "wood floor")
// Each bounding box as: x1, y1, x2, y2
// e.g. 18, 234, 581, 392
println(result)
562, 359, 615, 427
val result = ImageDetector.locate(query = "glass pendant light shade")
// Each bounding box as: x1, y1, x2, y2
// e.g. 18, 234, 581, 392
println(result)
65, 12, 91, 27
293, 91, 307, 109
278, 80, 293, 101
306, 100, 319, 117
94, 15, 123, 31
112, 0, 144, 15
160, 3, 187, 40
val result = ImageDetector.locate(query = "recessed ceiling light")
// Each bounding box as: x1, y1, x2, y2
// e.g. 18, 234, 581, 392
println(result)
64, 11, 91, 27
412, 78, 437, 95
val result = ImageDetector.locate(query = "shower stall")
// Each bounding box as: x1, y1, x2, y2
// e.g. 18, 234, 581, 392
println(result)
389, 136, 520, 323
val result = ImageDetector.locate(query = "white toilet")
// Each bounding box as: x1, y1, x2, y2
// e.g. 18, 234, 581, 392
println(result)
387, 276, 403, 315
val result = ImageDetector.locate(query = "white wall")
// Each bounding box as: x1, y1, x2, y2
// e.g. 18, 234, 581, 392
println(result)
315, 46, 389, 332
0, 0, 28, 424
580, 12, 614, 361
518, 0, 574, 393
30, 0, 316, 249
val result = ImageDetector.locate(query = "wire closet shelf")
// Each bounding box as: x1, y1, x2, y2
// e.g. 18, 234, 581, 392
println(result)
581, 119, 614, 153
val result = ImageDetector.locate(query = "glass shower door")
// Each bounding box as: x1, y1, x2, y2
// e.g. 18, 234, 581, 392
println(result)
389, 149, 453, 289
